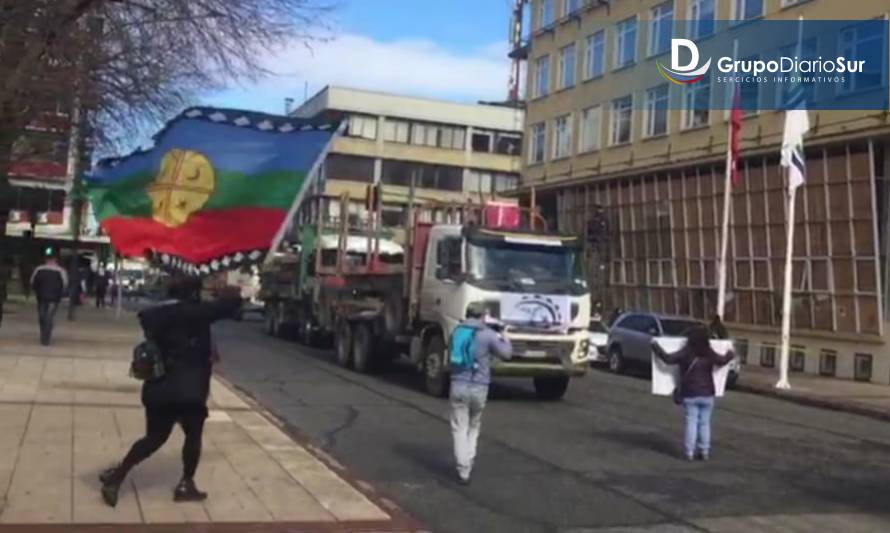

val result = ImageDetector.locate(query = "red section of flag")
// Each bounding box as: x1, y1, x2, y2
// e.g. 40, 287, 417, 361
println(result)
730, 86, 743, 187
100, 207, 286, 263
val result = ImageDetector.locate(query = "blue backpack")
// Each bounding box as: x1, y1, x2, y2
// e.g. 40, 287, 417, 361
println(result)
449, 324, 477, 370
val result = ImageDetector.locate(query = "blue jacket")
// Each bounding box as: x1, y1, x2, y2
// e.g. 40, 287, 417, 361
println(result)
450, 319, 513, 387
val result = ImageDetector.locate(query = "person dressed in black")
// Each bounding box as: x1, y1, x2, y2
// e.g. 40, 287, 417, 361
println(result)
95, 267, 109, 308
30, 250, 68, 345
99, 277, 240, 507
66, 259, 83, 321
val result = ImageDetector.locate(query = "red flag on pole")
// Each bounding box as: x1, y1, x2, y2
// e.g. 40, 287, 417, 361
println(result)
730, 86, 743, 186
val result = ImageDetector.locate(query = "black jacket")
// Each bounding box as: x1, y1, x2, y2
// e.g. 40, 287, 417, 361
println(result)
138, 298, 239, 408
654, 343, 734, 398
31, 264, 68, 302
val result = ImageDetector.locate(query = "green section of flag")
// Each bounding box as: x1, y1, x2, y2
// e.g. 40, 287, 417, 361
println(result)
87, 170, 306, 221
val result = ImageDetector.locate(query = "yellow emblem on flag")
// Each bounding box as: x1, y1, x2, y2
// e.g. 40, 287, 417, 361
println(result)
147, 149, 215, 227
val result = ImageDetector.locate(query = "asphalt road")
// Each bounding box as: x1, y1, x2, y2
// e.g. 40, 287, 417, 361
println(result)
215, 319, 890, 533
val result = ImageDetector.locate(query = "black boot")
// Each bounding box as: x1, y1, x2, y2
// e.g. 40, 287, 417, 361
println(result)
100, 466, 126, 508
173, 478, 207, 502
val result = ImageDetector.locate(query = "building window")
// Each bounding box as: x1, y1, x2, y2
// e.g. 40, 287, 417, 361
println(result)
563, 0, 581, 17
534, 55, 550, 98
383, 119, 410, 143
471, 131, 492, 152
537, 0, 554, 29
688, 0, 715, 40
760, 343, 776, 368
615, 16, 637, 69
585, 30, 606, 80
494, 132, 522, 155
381, 160, 463, 191
408, 122, 466, 150
465, 170, 492, 196
579, 105, 602, 153
734, 0, 763, 21
839, 22, 883, 93
347, 115, 377, 140
777, 38, 818, 106
648, 2, 673, 57
529, 122, 546, 164
739, 56, 759, 113
494, 173, 519, 193
819, 349, 837, 377
644, 84, 669, 137
682, 77, 710, 129
609, 95, 633, 146
790, 346, 806, 372
854, 353, 873, 382
325, 154, 375, 183
558, 43, 576, 89
552, 115, 572, 159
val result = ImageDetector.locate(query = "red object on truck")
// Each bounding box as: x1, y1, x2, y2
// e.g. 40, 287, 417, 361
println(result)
484, 201, 520, 229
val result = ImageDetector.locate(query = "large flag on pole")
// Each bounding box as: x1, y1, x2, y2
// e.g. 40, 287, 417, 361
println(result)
729, 86, 743, 186
85, 107, 340, 275
781, 92, 810, 189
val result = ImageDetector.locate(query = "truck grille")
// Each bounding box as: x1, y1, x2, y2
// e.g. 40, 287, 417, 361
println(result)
511, 340, 574, 359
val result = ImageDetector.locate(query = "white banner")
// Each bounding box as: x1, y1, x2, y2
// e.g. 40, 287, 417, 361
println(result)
500, 294, 572, 327
651, 338, 733, 398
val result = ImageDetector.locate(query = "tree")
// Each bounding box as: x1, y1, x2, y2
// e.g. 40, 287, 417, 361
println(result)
0, 0, 329, 213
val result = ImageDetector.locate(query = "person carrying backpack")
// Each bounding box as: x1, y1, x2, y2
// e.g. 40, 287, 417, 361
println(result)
99, 276, 240, 507
449, 303, 512, 485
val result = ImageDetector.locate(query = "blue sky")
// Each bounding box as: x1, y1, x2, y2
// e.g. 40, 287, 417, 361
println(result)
204, 0, 516, 114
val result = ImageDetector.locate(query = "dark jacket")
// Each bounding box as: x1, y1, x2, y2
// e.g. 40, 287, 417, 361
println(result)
31, 263, 68, 302
138, 297, 239, 407
654, 342, 734, 398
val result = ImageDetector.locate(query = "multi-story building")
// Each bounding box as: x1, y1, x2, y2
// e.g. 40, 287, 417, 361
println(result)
289, 86, 523, 231
519, 0, 890, 382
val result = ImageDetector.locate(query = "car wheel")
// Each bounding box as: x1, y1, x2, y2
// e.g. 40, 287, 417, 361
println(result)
608, 346, 625, 374
335, 321, 353, 368
352, 322, 375, 374
424, 335, 449, 398
727, 370, 739, 390
533, 376, 570, 401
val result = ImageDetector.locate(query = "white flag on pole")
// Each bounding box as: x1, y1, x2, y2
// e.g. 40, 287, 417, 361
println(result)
781, 107, 809, 190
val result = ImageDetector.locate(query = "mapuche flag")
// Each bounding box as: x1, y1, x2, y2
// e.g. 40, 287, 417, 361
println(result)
85, 107, 338, 274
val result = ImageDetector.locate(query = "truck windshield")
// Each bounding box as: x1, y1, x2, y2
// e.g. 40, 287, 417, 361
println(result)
467, 241, 584, 294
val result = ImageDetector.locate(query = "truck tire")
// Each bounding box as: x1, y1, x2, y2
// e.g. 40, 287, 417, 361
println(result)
533, 376, 570, 401
352, 322, 375, 374
335, 321, 353, 368
424, 335, 449, 398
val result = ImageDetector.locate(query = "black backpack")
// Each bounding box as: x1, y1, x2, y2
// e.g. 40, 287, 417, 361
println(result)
130, 338, 165, 381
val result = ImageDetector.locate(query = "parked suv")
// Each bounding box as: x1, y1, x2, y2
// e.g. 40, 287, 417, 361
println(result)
606, 312, 740, 387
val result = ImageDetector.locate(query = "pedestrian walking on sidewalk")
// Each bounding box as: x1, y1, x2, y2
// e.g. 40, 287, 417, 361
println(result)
652, 326, 735, 461
66, 259, 83, 321
30, 250, 68, 345
95, 266, 109, 308
99, 277, 241, 507
449, 304, 512, 485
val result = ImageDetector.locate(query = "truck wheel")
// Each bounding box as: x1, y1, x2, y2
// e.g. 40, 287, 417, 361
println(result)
533, 376, 570, 401
352, 322, 375, 374
335, 321, 353, 368
424, 335, 449, 398
608, 346, 625, 374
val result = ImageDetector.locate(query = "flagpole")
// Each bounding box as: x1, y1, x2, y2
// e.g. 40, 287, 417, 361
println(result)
717, 39, 740, 320
777, 180, 797, 390
776, 16, 806, 390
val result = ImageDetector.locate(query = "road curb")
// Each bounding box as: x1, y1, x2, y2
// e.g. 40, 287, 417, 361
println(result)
735, 382, 890, 423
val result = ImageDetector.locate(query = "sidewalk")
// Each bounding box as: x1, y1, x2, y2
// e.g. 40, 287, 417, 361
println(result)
737, 364, 890, 421
0, 298, 420, 532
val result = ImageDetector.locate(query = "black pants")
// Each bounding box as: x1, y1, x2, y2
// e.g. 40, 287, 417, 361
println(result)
116, 405, 207, 482
37, 300, 59, 345
96, 288, 107, 308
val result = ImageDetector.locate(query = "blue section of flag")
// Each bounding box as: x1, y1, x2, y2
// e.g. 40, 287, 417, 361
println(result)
87, 108, 337, 184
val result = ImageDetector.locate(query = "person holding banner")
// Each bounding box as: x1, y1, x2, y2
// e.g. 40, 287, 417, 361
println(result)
652, 326, 735, 461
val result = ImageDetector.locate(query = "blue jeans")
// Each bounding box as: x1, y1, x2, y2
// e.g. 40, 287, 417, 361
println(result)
683, 396, 715, 458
